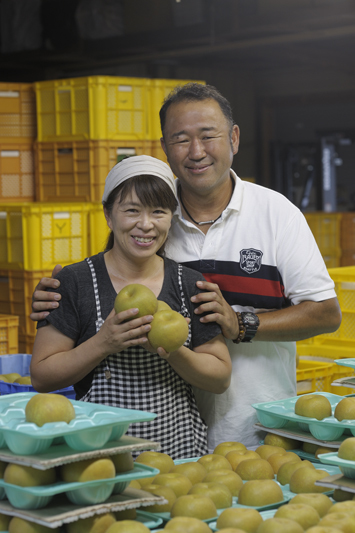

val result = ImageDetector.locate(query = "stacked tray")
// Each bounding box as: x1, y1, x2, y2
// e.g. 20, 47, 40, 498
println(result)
0, 392, 165, 530
252, 392, 355, 441
318, 452, 355, 479
0, 392, 156, 454
0, 463, 159, 509
317, 447, 355, 494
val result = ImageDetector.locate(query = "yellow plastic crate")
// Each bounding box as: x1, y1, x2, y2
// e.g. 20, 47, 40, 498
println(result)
330, 363, 355, 395
322, 250, 341, 269
296, 359, 355, 395
0, 83, 36, 143
150, 139, 168, 163
0, 142, 35, 202
341, 251, 355, 267
0, 202, 91, 271
19, 333, 35, 355
0, 269, 52, 339
89, 203, 110, 256
297, 266, 355, 358
304, 212, 342, 255
148, 78, 206, 140
341, 212, 355, 251
296, 342, 355, 358
296, 360, 334, 395
35, 76, 151, 142
34, 139, 159, 203
0, 313, 19, 355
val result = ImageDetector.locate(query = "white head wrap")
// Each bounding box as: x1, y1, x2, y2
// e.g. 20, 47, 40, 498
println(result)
102, 155, 176, 203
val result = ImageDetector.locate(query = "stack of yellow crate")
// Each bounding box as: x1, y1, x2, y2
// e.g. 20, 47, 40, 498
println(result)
33, 76, 204, 203
304, 211, 355, 268
0, 202, 92, 352
33, 76, 205, 256
0, 76, 204, 354
0, 82, 38, 354
0, 83, 37, 203
304, 212, 342, 268
0, 314, 19, 356
340, 212, 355, 266
297, 265, 355, 395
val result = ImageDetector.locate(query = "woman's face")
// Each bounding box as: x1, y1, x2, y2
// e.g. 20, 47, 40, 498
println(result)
105, 188, 173, 261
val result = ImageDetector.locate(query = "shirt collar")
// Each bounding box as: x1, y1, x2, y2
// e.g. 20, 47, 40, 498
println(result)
173, 169, 244, 220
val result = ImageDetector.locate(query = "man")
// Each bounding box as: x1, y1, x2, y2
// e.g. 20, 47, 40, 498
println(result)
31, 83, 341, 449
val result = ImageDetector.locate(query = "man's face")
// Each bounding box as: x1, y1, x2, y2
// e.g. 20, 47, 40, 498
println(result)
161, 98, 239, 197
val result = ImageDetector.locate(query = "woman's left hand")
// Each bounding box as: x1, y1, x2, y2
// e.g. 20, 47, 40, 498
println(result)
191, 280, 239, 340
140, 315, 190, 359
140, 338, 170, 359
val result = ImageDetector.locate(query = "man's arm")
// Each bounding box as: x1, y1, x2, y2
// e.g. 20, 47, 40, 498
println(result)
192, 280, 342, 342
30, 265, 62, 322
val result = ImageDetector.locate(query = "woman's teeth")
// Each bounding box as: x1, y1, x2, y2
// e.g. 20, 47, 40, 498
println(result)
134, 237, 154, 243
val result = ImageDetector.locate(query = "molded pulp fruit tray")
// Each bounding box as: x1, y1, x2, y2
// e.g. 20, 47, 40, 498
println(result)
0, 392, 156, 455
318, 451, 355, 479
0, 509, 162, 533
252, 392, 355, 441
0, 463, 159, 509
335, 358, 355, 369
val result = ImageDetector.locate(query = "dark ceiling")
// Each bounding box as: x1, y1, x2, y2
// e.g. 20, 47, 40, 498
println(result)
1, 0, 355, 85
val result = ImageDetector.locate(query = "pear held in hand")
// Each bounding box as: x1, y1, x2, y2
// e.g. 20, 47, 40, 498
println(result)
148, 310, 189, 353
114, 284, 158, 319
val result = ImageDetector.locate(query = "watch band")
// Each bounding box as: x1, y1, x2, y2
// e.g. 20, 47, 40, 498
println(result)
240, 312, 260, 343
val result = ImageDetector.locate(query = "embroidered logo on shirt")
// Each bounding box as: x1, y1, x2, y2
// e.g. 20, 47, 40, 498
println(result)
240, 249, 263, 274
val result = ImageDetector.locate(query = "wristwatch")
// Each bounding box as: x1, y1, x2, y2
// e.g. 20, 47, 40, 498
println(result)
240, 312, 260, 342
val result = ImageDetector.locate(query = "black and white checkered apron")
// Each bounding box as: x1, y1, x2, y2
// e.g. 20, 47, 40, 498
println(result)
80, 258, 208, 460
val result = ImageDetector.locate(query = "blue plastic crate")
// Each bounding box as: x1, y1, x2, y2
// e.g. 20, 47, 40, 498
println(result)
0, 353, 75, 398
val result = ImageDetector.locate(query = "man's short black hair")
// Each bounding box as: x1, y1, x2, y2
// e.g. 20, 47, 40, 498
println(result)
159, 82, 234, 137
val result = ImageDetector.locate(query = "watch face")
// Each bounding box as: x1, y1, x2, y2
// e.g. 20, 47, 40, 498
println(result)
242, 312, 260, 327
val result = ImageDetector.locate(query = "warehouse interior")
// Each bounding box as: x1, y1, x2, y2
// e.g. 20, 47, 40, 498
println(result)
1, 4, 355, 525
0, 0, 355, 354
1, 0, 355, 206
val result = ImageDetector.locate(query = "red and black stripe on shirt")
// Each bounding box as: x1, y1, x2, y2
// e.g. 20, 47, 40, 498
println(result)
181, 260, 290, 310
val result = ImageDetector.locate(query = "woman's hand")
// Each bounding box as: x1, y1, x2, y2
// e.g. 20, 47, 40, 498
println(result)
96, 308, 154, 356
140, 338, 170, 359
140, 316, 191, 359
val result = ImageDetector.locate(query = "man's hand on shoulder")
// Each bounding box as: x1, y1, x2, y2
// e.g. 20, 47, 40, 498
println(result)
30, 265, 62, 322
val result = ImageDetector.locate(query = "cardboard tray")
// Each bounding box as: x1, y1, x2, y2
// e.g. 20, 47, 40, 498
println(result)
0, 487, 166, 529
254, 420, 345, 448
0, 435, 160, 470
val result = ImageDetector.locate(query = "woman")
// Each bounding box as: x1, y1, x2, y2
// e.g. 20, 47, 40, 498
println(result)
31, 155, 231, 459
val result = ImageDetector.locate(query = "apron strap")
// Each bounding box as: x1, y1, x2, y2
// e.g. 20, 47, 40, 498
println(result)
86, 257, 104, 328
86, 257, 111, 380
177, 263, 192, 346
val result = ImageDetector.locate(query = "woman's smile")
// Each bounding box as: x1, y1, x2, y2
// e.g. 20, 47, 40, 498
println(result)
132, 235, 156, 246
